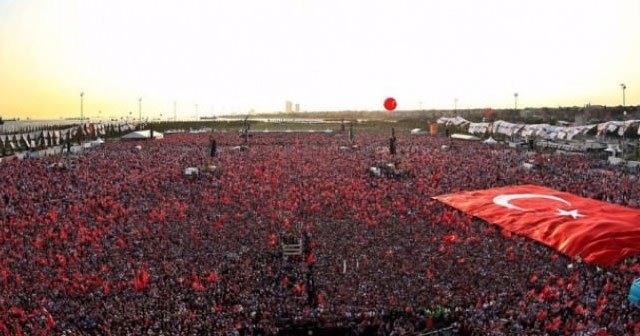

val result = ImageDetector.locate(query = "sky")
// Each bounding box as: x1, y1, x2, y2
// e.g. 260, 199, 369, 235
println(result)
0, 0, 638, 119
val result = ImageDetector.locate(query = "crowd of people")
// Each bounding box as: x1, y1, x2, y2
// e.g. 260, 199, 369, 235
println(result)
0, 131, 639, 335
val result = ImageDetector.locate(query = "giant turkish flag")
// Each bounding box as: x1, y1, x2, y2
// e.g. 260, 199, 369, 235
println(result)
434, 185, 640, 266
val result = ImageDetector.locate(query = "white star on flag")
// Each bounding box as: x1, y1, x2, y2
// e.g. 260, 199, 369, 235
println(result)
557, 209, 585, 219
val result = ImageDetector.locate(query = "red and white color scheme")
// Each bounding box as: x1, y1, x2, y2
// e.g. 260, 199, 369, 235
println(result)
433, 185, 640, 267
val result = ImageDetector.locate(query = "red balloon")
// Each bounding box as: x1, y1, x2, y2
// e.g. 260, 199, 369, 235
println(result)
384, 97, 397, 111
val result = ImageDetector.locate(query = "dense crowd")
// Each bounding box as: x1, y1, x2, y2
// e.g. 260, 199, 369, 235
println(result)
0, 131, 639, 335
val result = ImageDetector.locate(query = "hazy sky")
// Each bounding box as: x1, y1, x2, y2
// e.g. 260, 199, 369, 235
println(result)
0, 0, 638, 119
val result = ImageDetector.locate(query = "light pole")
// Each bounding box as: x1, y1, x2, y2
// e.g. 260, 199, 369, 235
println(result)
514, 93, 519, 110
620, 83, 626, 106
174, 101, 177, 121
454, 98, 458, 113
195, 104, 199, 120
138, 97, 142, 121
80, 92, 84, 121
622, 110, 627, 159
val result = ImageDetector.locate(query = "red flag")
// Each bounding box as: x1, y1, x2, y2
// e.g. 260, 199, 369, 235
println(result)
443, 233, 458, 244
306, 253, 316, 265
46, 208, 58, 223
133, 269, 150, 291
433, 185, 640, 266
537, 285, 554, 302
597, 295, 608, 307
536, 310, 547, 321
46, 312, 56, 329
545, 316, 562, 332
191, 273, 206, 291
293, 282, 305, 295
9, 307, 27, 320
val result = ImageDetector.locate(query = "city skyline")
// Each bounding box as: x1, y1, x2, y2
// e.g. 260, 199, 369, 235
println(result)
0, 0, 639, 119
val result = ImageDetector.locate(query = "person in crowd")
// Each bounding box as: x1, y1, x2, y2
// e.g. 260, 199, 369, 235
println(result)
210, 137, 217, 158
389, 128, 397, 155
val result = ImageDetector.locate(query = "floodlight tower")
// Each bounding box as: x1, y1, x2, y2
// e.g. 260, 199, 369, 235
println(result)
514, 93, 519, 109
622, 110, 627, 159
80, 92, 84, 121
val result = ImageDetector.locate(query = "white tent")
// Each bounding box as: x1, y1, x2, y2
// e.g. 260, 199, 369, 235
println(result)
450, 133, 481, 141
91, 138, 105, 147
483, 137, 498, 145
121, 130, 164, 140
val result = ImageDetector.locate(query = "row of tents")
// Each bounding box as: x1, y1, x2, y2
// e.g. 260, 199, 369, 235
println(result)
437, 117, 640, 140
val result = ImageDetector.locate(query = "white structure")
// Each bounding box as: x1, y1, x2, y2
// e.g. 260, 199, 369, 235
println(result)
121, 130, 164, 140
483, 137, 498, 145
184, 167, 199, 176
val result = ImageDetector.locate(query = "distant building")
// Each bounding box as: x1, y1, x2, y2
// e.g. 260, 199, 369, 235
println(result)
285, 101, 293, 113
295, 104, 300, 113
586, 104, 605, 109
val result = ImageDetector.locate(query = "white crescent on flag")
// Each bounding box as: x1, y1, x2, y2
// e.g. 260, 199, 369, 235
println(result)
493, 193, 571, 211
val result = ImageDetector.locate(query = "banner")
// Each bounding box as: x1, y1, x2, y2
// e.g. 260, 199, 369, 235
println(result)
468, 123, 490, 135
434, 185, 640, 266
